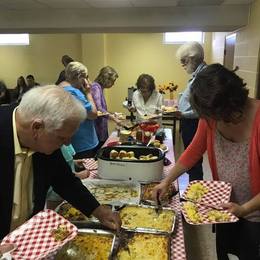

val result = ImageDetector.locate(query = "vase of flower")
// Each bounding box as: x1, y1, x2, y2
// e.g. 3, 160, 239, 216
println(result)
158, 82, 178, 98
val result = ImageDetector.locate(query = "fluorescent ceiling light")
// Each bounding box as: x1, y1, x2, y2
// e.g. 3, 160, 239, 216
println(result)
0, 34, 29, 45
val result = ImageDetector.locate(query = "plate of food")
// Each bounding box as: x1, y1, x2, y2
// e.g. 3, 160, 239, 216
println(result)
148, 140, 168, 153
113, 112, 127, 120
182, 180, 232, 208
140, 114, 161, 121
181, 201, 239, 225
1, 209, 77, 260
161, 105, 177, 114
97, 110, 110, 117
181, 180, 238, 225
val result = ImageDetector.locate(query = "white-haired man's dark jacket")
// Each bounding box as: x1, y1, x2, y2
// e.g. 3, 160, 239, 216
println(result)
0, 104, 100, 239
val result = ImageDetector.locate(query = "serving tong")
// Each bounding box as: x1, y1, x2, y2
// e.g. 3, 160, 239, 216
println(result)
155, 193, 163, 215
121, 123, 139, 131
180, 197, 224, 210
154, 187, 179, 215
113, 229, 134, 257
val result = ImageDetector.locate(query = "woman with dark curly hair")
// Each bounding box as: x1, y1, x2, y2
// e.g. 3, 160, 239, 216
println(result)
128, 73, 163, 122
153, 64, 260, 260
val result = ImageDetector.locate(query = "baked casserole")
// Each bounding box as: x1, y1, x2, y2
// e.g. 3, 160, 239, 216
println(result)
142, 183, 174, 203
88, 184, 138, 203
117, 233, 169, 260
119, 205, 175, 232
57, 202, 96, 222
56, 232, 113, 260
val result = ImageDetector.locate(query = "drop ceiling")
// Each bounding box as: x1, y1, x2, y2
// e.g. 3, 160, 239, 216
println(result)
0, 0, 254, 10
0, 0, 255, 33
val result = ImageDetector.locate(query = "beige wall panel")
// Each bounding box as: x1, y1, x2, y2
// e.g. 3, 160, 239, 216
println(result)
234, 56, 258, 72
0, 34, 82, 87
234, 0, 260, 97
81, 34, 106, 80
237, 70, 258, 97
104, 33, 211, 113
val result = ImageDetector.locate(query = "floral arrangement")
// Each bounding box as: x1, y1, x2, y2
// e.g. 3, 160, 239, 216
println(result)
158, 82, 178, 99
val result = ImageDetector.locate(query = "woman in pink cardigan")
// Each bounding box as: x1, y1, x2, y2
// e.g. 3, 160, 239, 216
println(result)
153, 64, 260, 260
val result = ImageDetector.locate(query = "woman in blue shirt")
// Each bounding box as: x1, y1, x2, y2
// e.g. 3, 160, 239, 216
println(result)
64, 61, 99, 159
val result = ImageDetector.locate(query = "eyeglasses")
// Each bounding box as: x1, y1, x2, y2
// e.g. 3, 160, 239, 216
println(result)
78, 74, 89, 80
79, 75, 90, 83
180, 57, 190, 65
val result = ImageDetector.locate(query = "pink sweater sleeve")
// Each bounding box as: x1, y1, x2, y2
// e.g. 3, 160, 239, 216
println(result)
178, 119, 208, 169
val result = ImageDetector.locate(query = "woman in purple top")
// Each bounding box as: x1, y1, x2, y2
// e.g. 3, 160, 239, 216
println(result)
91, 66, 119, 147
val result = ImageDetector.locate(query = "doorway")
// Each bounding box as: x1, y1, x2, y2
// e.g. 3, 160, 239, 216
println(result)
224, 33, 236, 70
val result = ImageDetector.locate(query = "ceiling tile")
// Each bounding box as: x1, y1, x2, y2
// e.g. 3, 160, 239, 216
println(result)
0, 0, 48, 10
223, 0, 254, 4
178, 0, 224, 6
86, 0, 132, 8
131, 0, 178, 7
37, 0, 91, 9
0, 0, 253, 11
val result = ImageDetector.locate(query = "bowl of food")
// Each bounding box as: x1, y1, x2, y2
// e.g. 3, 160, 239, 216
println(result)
139, 121, 160, 133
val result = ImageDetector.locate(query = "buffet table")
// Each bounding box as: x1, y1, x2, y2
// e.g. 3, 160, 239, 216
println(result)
85, 128, 187, 260
162, 113, 180, 145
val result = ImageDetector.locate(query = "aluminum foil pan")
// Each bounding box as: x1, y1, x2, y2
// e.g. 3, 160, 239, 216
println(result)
117, 203, 176, 235
55, 228, 115, 260
112, 231, 171, 260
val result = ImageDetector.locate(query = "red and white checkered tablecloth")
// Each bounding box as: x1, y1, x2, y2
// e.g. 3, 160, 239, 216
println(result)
163, 165, 186, 260
84, 130, 187, 260
1, 210, 77, 260
82, 158, 98, 171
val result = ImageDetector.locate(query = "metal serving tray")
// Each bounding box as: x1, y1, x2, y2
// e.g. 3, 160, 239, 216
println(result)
81, 179, 141, 206
118, 203, 176, 235
112, 231, 171, 260
55, 228, 116, 260
55, 202, 113, 228
140, 182, 178, 206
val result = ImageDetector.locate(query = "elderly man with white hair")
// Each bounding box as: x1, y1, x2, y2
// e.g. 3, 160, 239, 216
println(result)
174, 41, 207, 181
0, 85, 121, 239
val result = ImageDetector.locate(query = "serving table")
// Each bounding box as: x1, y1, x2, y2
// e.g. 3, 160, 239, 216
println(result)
162, 113, 180, 145
84, 128, 187, 260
